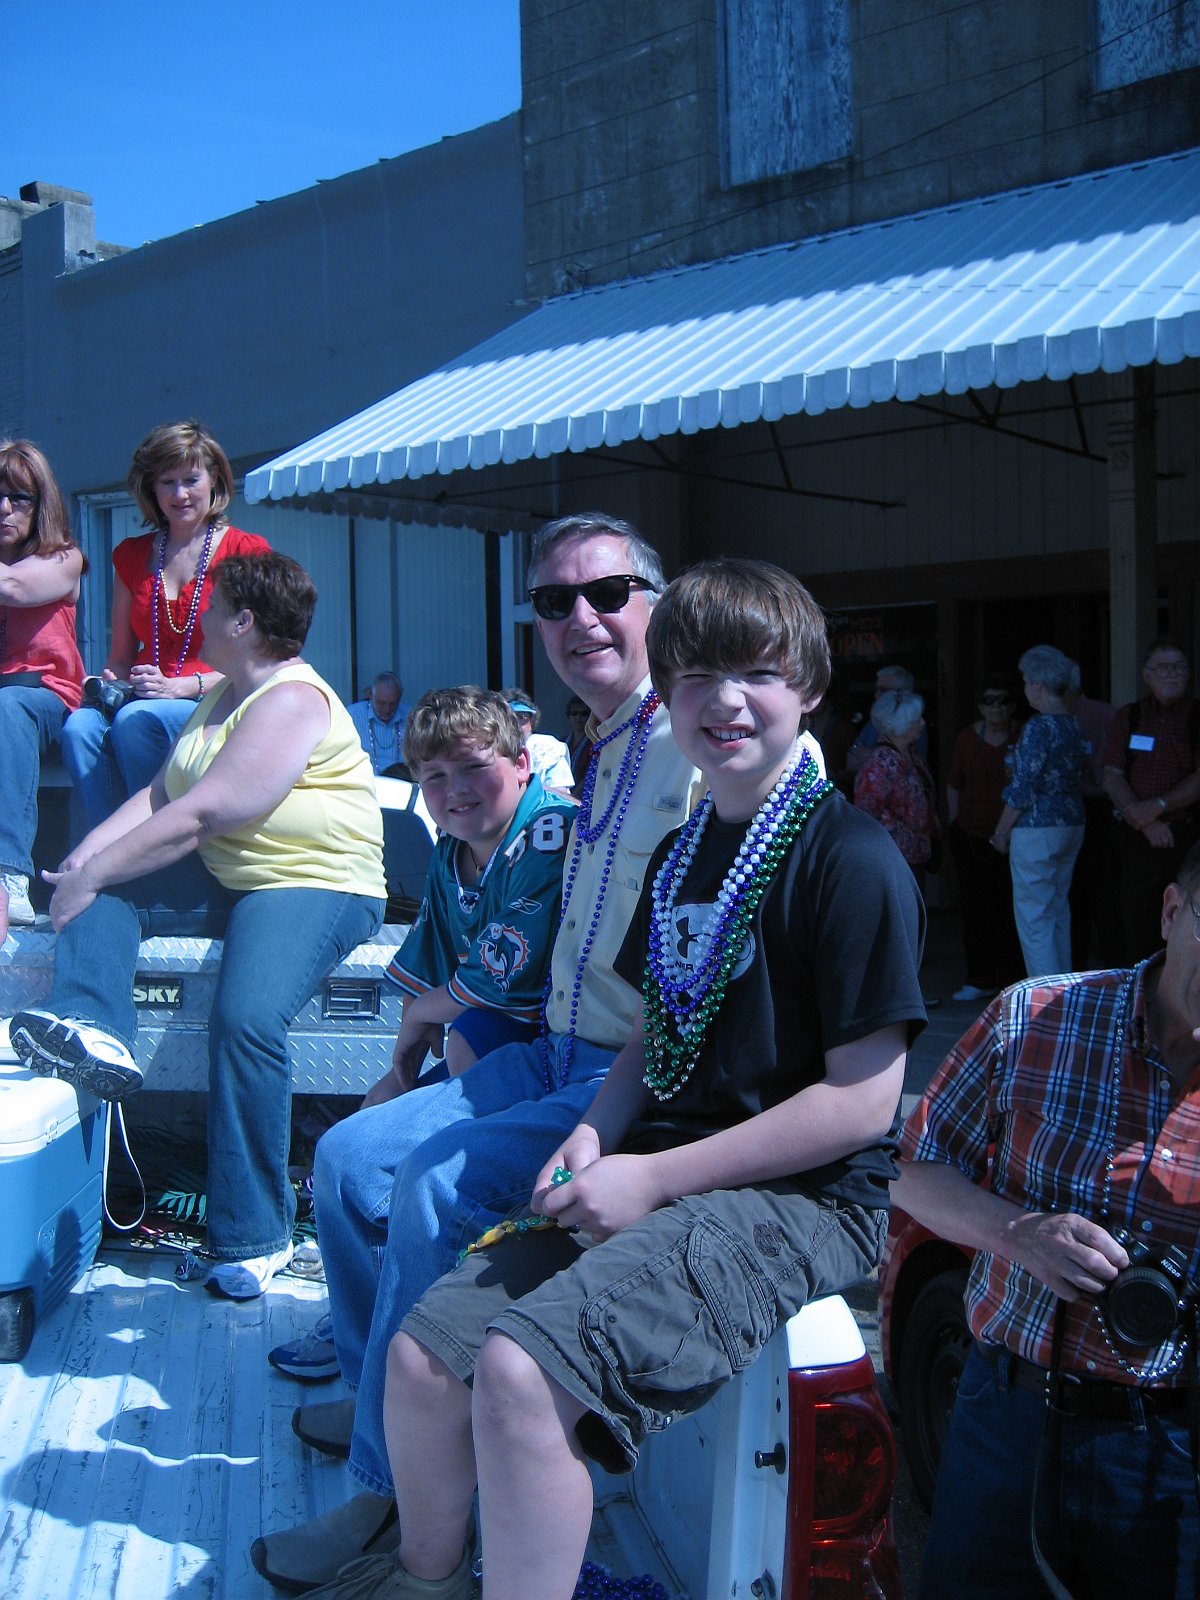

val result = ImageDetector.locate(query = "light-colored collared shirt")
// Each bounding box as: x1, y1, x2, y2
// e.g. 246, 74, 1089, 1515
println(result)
349, 698, 412, 775
546, 679, 702, 1047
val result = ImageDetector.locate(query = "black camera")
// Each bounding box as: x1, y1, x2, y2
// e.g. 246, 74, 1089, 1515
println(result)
82, 676, 138, 721
1101, 1230, 1195, 1349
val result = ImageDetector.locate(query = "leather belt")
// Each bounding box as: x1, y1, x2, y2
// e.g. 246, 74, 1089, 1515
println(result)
987, 1345, 1188, 1420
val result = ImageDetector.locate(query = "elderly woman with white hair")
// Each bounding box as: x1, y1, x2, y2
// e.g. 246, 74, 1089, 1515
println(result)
853, 688, 940, 885
990, 644, 1086, 978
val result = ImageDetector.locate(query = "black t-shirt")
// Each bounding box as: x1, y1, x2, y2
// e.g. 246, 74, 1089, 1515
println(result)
615, 789, 927, 1206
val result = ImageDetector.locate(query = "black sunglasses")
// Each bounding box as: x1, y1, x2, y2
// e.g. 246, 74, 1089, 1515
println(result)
979, 693, 1012, 706
528, 574, 657, 622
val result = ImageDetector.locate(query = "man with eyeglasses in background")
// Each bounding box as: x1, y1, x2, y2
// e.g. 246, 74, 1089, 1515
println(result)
1103, 641, 1200, 962
894, 840, 1200, 1599
251, 512, 709, 1591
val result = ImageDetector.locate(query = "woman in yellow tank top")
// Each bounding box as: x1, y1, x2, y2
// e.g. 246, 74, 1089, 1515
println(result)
11, 552, 386, 1298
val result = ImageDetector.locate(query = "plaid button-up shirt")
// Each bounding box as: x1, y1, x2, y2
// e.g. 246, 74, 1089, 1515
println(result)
901, 958, 1200, 1383
1103, 694, 1199, 802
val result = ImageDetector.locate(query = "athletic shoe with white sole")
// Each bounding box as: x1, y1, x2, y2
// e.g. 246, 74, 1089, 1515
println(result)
952, 983, 998, 1003
207, 1242, 296, 1300
10, 1008, 143, 1100
2, 873, 35, 926
269, 1311, 341, 1381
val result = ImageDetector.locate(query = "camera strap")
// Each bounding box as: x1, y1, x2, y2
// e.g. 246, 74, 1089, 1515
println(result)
1189, 1302, 1200, 1503
1029, 1304, 1076, 1600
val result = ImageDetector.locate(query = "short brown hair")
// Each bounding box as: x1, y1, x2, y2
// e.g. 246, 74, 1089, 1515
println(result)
127, 420, 234, 533
646, 558, 830, 704
0, 438, 80, 561
404, 687, 525, 770
212, 551, 315, 659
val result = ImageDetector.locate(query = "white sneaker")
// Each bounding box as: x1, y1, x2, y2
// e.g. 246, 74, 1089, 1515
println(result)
10, 1008, 143, 1099
2, 873, 35, 926
207, 1242, 295, 1300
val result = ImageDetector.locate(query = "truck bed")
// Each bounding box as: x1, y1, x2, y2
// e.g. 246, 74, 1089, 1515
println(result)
0, 1241, 894, 1600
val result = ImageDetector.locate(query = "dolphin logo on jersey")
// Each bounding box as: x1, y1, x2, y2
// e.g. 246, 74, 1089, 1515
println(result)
478, 922, 531, 992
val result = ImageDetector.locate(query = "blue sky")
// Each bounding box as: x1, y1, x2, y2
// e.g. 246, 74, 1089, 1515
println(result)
10, 1, 522, 247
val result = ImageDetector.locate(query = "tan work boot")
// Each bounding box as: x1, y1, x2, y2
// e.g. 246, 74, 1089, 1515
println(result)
292, 1394, 356, 1458
250, 1490, 399, 1593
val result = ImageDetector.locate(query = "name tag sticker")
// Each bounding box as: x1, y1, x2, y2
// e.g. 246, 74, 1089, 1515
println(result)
655, 794, 685, 812
1129, 733, 1156, 753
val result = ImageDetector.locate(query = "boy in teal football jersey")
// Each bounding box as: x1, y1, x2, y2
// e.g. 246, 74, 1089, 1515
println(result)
373, 687, 576, 1102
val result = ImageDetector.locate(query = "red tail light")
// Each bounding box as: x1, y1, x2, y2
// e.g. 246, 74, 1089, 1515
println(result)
783, 1354, 901, 1600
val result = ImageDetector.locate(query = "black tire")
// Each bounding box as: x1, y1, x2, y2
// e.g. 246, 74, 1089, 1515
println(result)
0, 1289, 35, 1363
897, 1268, 970, 1512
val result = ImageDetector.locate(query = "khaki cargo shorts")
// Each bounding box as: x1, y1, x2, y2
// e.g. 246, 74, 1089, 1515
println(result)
404, 1182, 886, 1472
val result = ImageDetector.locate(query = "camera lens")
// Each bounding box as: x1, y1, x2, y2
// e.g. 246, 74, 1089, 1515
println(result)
1105, 1265, 1182, 1347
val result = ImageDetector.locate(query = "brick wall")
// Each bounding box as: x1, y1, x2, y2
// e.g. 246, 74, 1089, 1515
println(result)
521, 0, 1200, 298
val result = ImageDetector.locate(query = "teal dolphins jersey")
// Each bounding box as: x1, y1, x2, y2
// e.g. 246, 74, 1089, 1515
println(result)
386, 774, 576, 1022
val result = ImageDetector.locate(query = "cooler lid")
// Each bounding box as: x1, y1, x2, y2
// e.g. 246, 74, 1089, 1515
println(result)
0, 1060, 88, 1152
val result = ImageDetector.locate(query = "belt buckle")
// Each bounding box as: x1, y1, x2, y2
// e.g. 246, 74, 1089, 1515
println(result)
1049, 1370, 1083, 1414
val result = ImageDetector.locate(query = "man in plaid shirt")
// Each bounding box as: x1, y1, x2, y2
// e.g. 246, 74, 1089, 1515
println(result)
895, 841, 1200, 1600
1103, 641, 1200, 962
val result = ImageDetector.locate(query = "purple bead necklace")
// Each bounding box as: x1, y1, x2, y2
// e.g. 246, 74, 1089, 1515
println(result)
538, 688, 660, 1091
153, 523, 216, 675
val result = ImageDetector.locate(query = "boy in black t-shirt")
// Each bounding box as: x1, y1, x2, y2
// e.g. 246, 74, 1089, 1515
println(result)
304, 560, 926, 1600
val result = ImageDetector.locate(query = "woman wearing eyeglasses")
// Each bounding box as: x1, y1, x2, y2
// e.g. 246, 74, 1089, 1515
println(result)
60, 421, 269, 830
0, 440, 86, 942
945, 674, 1024, 1002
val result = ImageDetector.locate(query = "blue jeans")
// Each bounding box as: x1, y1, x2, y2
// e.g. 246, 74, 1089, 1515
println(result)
0, 685, 67, 877
920, 1342, 1200, 1599
313, 1033, 615, 1494
60, 699, 195, 830
47, 851, 383, 1258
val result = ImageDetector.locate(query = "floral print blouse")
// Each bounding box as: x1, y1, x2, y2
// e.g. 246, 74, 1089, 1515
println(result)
1001, 712, 1085, 827
854, 743, 941, 867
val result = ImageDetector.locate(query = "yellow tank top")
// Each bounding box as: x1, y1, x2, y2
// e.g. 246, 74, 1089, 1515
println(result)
164, 662, 386, 898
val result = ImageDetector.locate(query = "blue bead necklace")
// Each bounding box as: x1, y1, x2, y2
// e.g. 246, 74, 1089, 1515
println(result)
539, 688, 660, 1091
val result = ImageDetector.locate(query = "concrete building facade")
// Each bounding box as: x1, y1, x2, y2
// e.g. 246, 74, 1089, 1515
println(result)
520, 0, 1200, 296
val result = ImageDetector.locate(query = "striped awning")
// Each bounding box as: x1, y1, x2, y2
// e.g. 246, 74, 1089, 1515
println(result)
246, 147, 1200, 503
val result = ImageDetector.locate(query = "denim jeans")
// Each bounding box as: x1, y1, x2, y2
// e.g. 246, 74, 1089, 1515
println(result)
60, 698, 195, 830
313, 1032, 615, 1495
0, 685, 67, 877
920, 1342, 1200, 1599
47, 850, 383, 1258
1009, 823, 1085, 978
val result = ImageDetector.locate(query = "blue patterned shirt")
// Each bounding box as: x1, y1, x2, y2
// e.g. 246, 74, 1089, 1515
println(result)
1002, 711, 1085, 826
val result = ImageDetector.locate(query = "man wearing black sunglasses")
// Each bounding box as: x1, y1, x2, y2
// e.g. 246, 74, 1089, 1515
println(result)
254, 513, 703, 1591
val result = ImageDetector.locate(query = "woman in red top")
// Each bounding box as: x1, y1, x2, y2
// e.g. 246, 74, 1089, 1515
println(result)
61, 422, 269, 828
0, 440, 86, 941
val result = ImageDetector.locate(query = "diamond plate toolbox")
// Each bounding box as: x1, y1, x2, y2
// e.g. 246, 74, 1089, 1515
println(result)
0, 925, 410, 1094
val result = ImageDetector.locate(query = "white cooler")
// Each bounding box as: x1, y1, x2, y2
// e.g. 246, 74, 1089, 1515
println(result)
0, 1026, 107, 1361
